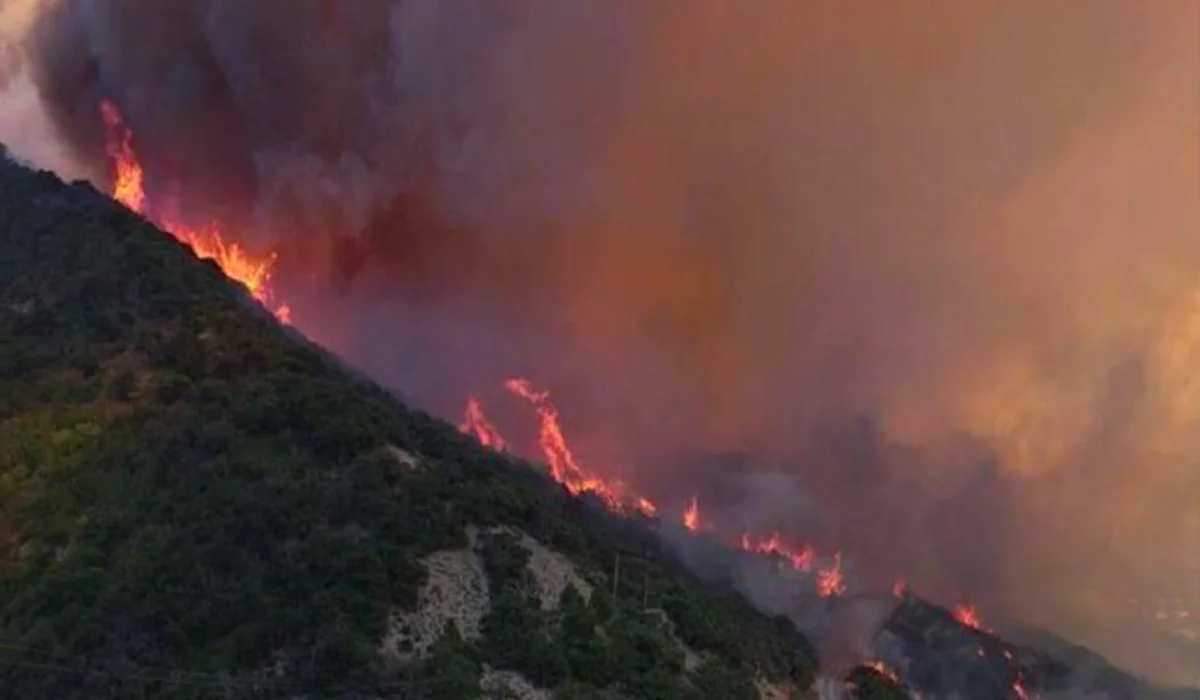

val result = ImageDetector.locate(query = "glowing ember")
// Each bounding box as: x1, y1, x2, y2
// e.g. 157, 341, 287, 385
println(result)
893, 577, 908, 598
1003, 649, 1037, 700
954, 603, 985, 630
866, 660, 900, 684
97, 100, 291, 323
459, 397, 508, 452
683, 495, 701, 530
817, 551, 846, 598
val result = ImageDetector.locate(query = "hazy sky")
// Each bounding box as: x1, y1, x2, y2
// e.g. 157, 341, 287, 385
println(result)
3, 0, 1199, 684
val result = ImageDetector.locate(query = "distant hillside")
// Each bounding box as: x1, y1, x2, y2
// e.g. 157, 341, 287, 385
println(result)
0, 151, 853, 699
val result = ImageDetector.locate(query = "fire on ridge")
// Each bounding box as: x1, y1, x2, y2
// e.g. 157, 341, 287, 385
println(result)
97, 96, 1039, 699
98, 101, 291, 324
459, 381, 1040, 700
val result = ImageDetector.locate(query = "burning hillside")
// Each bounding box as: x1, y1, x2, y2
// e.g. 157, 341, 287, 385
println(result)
3, 0, 1199, 690
97, 100, 290, 324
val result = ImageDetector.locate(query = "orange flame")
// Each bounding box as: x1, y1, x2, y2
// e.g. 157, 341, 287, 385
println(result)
459, 383, 857, 600
497, 379, 656, 516
459, 397, 508, 452
816, 551, 846, 598
683, 495, 701, 530
740, 530, 816, 572
98, 100, 144, 213
97, 100, 290, 323
954, 603, 985, 630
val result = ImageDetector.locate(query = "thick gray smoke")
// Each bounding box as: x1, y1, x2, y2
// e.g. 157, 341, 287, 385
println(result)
5, 0, 1199, 686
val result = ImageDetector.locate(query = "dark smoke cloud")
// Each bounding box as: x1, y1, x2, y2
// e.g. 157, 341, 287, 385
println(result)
7, 0, 1200, 686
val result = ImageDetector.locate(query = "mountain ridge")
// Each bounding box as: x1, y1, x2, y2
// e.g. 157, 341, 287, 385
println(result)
0, 147, 1194, 700
0, 148, 828, 699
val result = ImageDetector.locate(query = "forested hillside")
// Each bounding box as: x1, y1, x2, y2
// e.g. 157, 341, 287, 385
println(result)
0, 152, 875, 699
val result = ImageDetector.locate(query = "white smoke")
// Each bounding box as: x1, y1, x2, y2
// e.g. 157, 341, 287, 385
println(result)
0, 0, 82, 176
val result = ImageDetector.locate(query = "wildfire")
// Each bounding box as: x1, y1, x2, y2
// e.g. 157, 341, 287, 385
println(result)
458, 397, 508, 452
99, 100, 144, 213
97, 100, 291, 323
953, 605, 1039, 700
683, 495, 701, 531
741, 530, 817, 572
816, 551, 846, 598
458, 377, 657, 521
953, 603, 986, 631
1004, 649, 1036, 700
459, 386, 849, 598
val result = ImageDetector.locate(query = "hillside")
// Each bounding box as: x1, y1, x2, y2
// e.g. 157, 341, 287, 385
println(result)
0, 150, 853, 699
4, 149, 1198, 700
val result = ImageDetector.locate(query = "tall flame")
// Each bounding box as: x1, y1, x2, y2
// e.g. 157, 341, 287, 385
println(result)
97, 100, 290, 323
98, 100, 144, 213
503, 378, 656, 516
458, 397, 508, 452
682, 495, 701, 531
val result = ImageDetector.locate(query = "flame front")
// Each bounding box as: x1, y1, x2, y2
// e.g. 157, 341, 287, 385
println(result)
459, 384, 850, 600
97, 100, 290, 323
503, 378, 656, 516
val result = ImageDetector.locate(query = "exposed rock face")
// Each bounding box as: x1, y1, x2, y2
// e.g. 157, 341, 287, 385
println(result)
382, 444, 423, 471
489, 526, 594, 610
378, 525, 595, 665
479, 665, 554, 700
380, 547, 490, 663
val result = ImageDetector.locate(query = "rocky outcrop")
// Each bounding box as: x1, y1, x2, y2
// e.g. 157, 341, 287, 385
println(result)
479, 665, 554, 700
379, 547, 490, 663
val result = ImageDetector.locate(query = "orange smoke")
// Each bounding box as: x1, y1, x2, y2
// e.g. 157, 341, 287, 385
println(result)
97, 100, 290, 323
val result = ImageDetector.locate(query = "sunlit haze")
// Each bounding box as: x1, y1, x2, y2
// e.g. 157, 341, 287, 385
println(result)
2, 0, 1197, 685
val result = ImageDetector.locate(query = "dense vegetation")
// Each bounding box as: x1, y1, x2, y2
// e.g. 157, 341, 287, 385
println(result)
0, 154, 824, 698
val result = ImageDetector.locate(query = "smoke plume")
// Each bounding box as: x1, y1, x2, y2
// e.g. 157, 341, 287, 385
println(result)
7, 0, 1200, 685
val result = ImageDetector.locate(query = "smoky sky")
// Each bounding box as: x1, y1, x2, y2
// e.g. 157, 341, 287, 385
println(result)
4, 0, 1200, 685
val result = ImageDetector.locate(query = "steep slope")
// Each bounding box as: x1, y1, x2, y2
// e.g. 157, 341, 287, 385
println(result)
3, 149, 1191, 700
0, 151, 835, 699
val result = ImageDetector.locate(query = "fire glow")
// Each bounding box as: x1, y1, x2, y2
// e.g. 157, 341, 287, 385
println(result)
98, 101, 291, 323
95, 93, 1026, 696
462, 380, 848, 600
